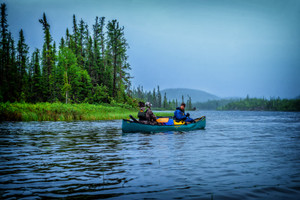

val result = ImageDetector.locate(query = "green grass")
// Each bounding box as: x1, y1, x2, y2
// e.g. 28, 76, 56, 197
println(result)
0, 102, 136, 121
0, 102, 173, 121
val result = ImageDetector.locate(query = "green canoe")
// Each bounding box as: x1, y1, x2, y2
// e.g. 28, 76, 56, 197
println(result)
122, 116, 206, 133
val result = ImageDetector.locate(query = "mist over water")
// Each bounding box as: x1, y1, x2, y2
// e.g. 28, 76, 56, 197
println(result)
1, 110, 300, 199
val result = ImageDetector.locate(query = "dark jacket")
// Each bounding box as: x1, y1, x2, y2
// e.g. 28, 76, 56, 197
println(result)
138, 107, 157, 124
146, 108, 157, 122
174, 107, 187, 121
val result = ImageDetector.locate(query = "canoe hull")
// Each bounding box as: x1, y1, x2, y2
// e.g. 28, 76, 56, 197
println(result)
122, 116, 206, 133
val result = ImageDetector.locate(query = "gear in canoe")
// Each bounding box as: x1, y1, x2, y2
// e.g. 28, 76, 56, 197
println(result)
122, 115, 206, 133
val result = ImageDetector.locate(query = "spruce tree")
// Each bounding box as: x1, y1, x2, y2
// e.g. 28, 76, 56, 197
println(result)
6, 32, 17, 102
78, 18, 86, 67
106, 19, 130, 100
0, 3, 9, 101
31, 49, 43, 102
59, 37, 65, 49
65, 28, 70, 47
152, 88, 157, 107
157, 86, 162, 108
163, 92, 168, 109
16, 29, 29, 101
187, 95, 192, 110
39, 13, 55, 101
72, 14, 79, 56
92, 16, 106, 86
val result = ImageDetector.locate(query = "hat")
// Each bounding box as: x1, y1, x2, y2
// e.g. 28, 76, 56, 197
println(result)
138, 101, 145, 107
145, 102, 152, 108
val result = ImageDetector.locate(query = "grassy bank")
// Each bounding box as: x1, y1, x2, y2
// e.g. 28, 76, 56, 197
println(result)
0, 102, 173, 121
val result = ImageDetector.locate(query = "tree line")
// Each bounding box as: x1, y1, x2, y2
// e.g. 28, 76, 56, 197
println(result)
219, 95, 300, 111
132, 85, 193, 110
193, 99, 237, 110
0, 3, 132, 105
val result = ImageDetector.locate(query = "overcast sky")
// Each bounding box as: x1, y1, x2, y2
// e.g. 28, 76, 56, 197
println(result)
2, 0, 300, 98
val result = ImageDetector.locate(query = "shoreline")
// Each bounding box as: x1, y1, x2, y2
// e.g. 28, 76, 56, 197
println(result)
0, 102, 173, 122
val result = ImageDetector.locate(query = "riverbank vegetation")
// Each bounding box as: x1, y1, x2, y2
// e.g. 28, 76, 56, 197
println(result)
0, 3, 185, 121
0, 102, 172, 121
218, 96, 300, 111
0, 102, 135, 121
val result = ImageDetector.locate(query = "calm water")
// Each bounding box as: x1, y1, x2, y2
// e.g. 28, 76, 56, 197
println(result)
0, 111, 300, 199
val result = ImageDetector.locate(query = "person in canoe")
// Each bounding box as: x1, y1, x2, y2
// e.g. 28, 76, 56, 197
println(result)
174, 103, 194, 123
138, 101, 157, 124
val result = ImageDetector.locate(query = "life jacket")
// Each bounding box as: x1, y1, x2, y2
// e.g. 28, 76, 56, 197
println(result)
173, 107, 186, 122
138, 108, 148, 121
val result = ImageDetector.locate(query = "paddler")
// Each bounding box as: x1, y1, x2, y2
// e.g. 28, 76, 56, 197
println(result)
174, 103, 194, 123
138, 102, 157, 124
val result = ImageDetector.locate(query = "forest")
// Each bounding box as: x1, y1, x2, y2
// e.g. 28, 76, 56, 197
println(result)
0, 3, 191, 112
0, 3, 134, 105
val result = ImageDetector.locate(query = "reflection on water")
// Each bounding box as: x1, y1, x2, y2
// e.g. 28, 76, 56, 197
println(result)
0, 111, 300, 199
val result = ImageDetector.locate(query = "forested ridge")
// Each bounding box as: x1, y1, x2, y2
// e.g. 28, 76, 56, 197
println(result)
0, 3, 132, 105
219, 96, 300, 111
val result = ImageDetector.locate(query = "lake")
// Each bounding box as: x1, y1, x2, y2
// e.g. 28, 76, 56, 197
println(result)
1, 111, 300, 199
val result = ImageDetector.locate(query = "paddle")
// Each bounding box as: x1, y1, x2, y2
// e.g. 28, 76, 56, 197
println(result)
129, 115, 139, 123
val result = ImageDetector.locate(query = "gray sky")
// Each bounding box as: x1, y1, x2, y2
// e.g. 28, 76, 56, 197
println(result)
2, 0, 300, 98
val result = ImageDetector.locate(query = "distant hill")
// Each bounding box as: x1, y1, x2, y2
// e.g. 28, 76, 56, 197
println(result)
161, 88, 220, 103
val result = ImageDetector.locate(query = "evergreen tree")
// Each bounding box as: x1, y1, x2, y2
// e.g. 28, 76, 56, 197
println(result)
6, 32, 17, 102
30, 49, 43, 102
39, 12, 55, 101
59, 37, 65, 49
187, 95, 192, 110
152, 88, 157, 107
16, 29, 29, 101
157, 85, 162, 108
86, 36, 96, 85
92, 16, 105, 86
65, 28, 70, 47
168, 100, 171, 109
0, 3, 8, 76
71, 14, 79, 57
106, 19, 131, 101
171, 99, 176, 109
163, 92, 168, 109
78, 18, 87, 67
0, 3, 9, 101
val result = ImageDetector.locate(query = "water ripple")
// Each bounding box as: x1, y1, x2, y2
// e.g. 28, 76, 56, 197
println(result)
1, 111, 300, 199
